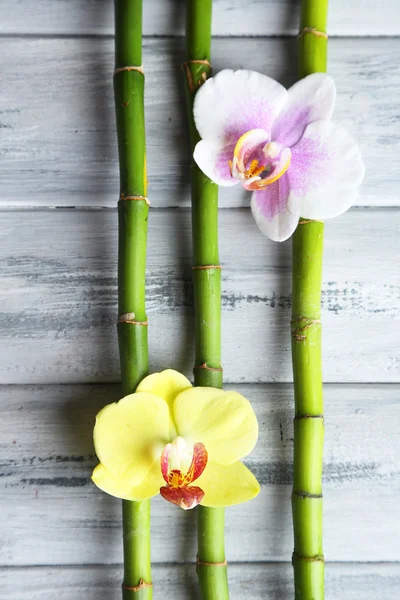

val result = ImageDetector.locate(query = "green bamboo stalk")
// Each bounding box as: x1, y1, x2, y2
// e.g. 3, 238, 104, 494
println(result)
114, 1, 152, 598
183, 1, 229, 598
291, 1, 329, 598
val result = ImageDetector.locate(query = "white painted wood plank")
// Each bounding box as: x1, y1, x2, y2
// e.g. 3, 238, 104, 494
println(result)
1, 563, 400, 600
1, 384, 399, 564
0, 0, 398, 36
0, 209, 398, 384
0, 37, 398, 208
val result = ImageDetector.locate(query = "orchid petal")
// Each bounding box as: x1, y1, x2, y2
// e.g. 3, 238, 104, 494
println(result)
288, 120, 365, 219
92, 460, 163, 501
173, 387, 258, 465
160, 443, 171, 483
193, 140, 239, 187
272, 73, 336, 148
93, 392, 170, 486
136, 369, 192, 437
197, 461, 260, 507
136, 369, 192, 411
250, 174, 301, 241
193, 69, 287, 145
183, 442, 208, 485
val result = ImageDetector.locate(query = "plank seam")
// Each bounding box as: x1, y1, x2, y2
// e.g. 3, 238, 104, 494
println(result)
0, 561, 399, 569
1, 34, 400, 40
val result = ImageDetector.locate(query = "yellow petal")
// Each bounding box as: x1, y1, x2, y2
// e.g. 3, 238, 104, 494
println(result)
137, 370, 192, 438
92, 461, 164, 501
173, 387, 258, 465
137, 369, 192, 409
197, 461, 260, 507
93, 392, 170, 486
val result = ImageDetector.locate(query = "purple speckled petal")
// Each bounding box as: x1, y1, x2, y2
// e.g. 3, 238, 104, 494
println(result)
272, 73, 336, 148
194, 70, 287, 146
250, 174, 301, 242
287, 120, 365, 219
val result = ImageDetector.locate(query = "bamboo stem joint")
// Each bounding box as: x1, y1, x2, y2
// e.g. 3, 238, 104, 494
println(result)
292, 491, 323, 499
182, 60, 212, 92
291, 317, 321, 341
119, 194, 150, 206
294, 414, 324, 420
122, 580, 153, 592
292, 553, 325, 563
196, 554, 227, 567
192, 265, 222, 270
298, 27, 328, 39
194, 362, 223, 372
114, 65, 144, 75
118, 313, 148, 326
298, 219, 323, 225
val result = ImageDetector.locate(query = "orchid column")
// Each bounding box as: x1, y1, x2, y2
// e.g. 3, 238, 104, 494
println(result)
114, 0, 151, 598
183, 1, 229, 598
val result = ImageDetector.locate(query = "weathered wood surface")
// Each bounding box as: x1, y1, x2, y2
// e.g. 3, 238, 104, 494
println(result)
1, 383, 399, 565
0, 1, 399, 591
1, 209, 398, 384
1, 37, 399, 208
0, 0, 398, 36
1, 563, 400, 600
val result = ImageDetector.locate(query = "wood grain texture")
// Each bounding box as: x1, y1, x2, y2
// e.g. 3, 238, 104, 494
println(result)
1, 563, 400, 600
0, 0, 398, 590
0, 0, 398, 36
0, 383, 399, 565
0, 37, 399, 208
0, 209, 398, 385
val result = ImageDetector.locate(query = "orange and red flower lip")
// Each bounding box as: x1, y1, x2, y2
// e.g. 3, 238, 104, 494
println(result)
160, 440, 208, 510
160, 485, 205, 510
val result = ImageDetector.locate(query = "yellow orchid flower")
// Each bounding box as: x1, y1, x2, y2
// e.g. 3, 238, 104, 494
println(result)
92, 369, 260, 510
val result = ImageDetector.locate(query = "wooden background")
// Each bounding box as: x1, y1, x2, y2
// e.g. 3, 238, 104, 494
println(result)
0, 1, 399, 598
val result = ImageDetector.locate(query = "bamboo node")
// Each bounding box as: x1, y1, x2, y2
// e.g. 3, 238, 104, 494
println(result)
298, 218, 324, 225
114, 65, 144, 76
291, 318, 321, 341
196, 553, 227, 567
192, 265, 222, 270
298, 27, 328, 40
292, 552, 325, 564
294, 414, 324, 421
292, 490, 323, 499
182, 60, 212, 92
119, 194, 150, 207
118, 313, 148, 326
291, 317, 321, 323
293, 334, 306, 341
183, 59, 212, 67
194, 363, 223, 372
122, 579, 153, 592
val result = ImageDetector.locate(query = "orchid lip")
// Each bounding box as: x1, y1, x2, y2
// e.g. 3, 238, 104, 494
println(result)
229, 129, 292, 190
246, 147, 292, 190
160, 484, 205, 510
160, 437, 208, 510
